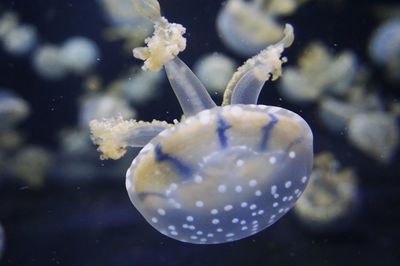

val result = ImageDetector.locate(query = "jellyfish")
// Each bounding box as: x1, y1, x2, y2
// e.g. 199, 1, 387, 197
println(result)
79, 93, 137, 129
216, 0, 308, 57
108, 66, 164, 105
11, 146, 52, 189
1, 24, 38, 56
279, 43, 358, 104
294, 152, 360, 232
90, 0, 313, 244
0, 90, 30, 128
32, 44, 68, 80
59, 37, 99, 74
368, 17, 400, 79
347, 112, 399, 163
193, 53, 238, 95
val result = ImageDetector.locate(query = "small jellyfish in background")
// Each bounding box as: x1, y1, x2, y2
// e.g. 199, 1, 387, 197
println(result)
0, 90, 30, 128
79, 93, 137, 129
32, 44, 68, 80
1, 24, 38, 56
347, 112, 399, 163
279, 43, 358, 104
368, 17, 400, 80
216, 0, 307, 57
59, 37, 99, 75
90, 0, 313, 244
11, 146, 52, 189
0, 223, 4, 261
98, 0, 153, 50
294, 152, 361, 233
108, 66, 164, 105
193, 53, 237, 95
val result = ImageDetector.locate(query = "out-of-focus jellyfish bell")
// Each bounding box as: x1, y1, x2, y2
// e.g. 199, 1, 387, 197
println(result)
60, 37, 99, 74
347, 112, 399, 163
99, 0, 154, 49
109, 67, 164, 105
0, 12, 18, 39
194, 53, 237, 95
216, 0, 284, 56
79, 93, 137, 129
0, 90, 30, 128
32, 45, 68, 80
294, 152, 360, 233
1, 24, 38, 56
279, 43, 358, 104
11, 146, 52, 189
368, 18, 400, 80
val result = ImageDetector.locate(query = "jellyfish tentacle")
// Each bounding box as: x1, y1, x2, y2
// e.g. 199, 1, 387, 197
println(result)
90, 117, 173, 160
224, 24, 294, 105
165, 57, 217, 117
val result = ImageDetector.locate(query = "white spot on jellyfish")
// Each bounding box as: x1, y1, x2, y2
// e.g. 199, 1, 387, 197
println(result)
249, 179, 257, 187
269, 157, 277, 164
301, 176, 308, 183
216, 228, 223, 232
194, 175, 203, 183
186, 216, 194, 222
258, 210, 264, 215
207, 233, 214, 237
279, 208, 284, 213
285, 181, 292, 188
190, 235, 198, 240
255, 190, 262, 196
241, 202, 248, 208
273, 202, 279, 208
226, 233, 235, 238
288, 196, 293, 201
195, 201, 204, 207
282, 196, 288, 202
270, 214, 276, 220
170, 183, 178, 190
199, 112, 211, 124
224, 205, 233, 211
252, 212, 257, 216
196, 231, 203, 235
200, 238, 207, 242
151, 217, 158, 223
241, 226, 248, 231
211, 209, 218, 215
232, 218, 239, 223
157, 208, 166, 216
236, 159, 244, 167
294, 189, 300, 194
235, 185, 243, 192
249, 204, 257, 210
274, 193, 280, 199
271, 185, 277, 195
240, 220, 246, 225
168, 225, 175, 230
252, 221, 258, 225
170, 231, 178, 236
218, 184, 227, 193
212, 219, 220, 224
231, 106, 243, 117
182, 224, 189, 229
289, 151, 296, 158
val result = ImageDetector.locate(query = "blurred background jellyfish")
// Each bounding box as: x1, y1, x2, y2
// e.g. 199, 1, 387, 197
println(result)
347, 112, 399, 163
108, 66, 164, 105
1, 24, 37, 56
216, 0, 307, 56
193, 53, 237, 95
368, 17, 400, 80
294, 152, 361, 233
0, 89, 30, 128
59, 36, 99, 75
10, 146, 52, 189
279, 43, 358, 104
79, 93, 137, 129
98, 0, 153, 50
32, 44, 68, 80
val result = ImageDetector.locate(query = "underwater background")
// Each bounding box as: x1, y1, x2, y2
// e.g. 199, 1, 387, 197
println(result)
0, 0, 399, 265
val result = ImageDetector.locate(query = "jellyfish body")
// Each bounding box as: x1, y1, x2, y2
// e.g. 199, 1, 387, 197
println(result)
90, 2, 313, 244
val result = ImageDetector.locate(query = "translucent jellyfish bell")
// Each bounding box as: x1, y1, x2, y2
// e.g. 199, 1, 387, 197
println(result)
0, 90, 30, 128
32, 45, 67, 80
91, 0, 313, 244
1, 24, 38, 56
60, 37, 99, 74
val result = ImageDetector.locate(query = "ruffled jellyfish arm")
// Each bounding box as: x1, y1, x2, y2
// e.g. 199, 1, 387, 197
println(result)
90, 117, 173, 160
132, 0, 161, 22
133, 15, 216, 117
223, 24, 294, 105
